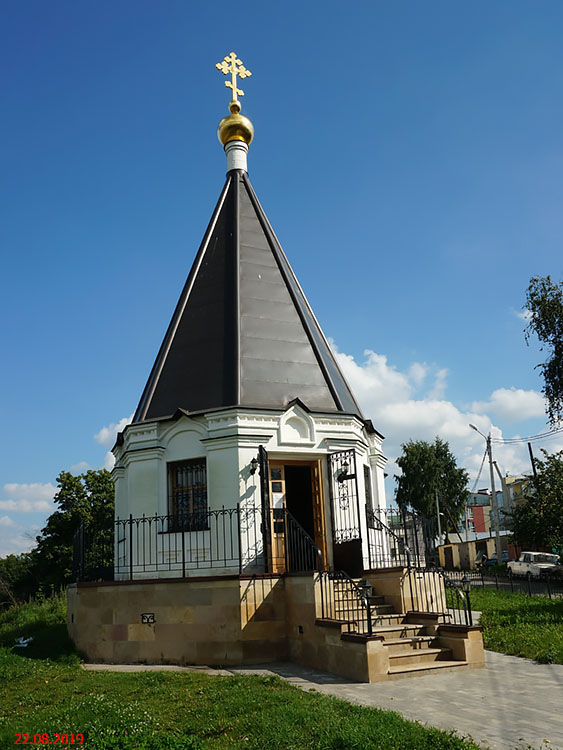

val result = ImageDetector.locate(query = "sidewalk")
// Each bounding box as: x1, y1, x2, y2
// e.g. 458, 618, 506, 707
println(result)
85, 649, 563, 750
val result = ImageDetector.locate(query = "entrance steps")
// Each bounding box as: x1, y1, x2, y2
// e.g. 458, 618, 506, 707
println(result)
319, 576, 469, 680
375, 610, 468, 677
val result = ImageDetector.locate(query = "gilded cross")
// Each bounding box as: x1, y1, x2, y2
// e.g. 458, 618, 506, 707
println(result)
215, 52, 252, 102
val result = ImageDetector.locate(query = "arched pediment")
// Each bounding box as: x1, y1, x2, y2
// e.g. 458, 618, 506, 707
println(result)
279, 406, 315, 446
160, 416, 208, 462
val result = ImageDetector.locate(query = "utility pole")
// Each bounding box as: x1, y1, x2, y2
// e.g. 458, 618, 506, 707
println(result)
486, 434, 503, 563
435, 488, 442, 544
528, 442, 538, 478
493, 461, 510, 529
470, 424, 503, 563
465, 503, 469, 542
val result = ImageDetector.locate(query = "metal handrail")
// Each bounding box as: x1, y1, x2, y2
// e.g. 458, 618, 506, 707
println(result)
284, 509, 322, 572
319, 570, 373, 636
407, 566, 473, 626
365, 506, 412, 569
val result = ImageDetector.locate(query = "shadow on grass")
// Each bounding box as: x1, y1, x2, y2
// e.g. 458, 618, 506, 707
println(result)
0, 622, 80, 664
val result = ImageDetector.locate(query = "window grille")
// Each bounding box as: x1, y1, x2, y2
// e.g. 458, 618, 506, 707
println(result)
168, 458, 208, 531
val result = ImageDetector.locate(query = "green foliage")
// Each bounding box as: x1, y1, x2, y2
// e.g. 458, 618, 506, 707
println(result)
469, 586, 563, 664
511, 449, 563, 552
0, 553, 36, 606
525, 275, 563, 425
0, 590, 78, 665
0, 599, 479, 750
395, 438, 469, 527
32, 469, 114, 594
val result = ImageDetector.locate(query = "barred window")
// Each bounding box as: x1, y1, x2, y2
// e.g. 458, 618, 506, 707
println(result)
168, 459, 208, 531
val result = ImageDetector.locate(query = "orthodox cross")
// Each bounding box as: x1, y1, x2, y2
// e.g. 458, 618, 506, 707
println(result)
216, 52, 252, 102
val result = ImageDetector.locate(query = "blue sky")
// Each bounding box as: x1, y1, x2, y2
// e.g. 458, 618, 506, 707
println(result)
1, 1, 562, 556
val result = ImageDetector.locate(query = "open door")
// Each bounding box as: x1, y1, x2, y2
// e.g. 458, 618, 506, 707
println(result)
257, 445, 272, 573
268, 464, 288, 573
261, 456, 327, 573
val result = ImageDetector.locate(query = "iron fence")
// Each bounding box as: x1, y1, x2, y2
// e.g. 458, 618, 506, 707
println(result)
318, 570, 373, 636
406, 567, 474, 626
366, 506, 437, 569
447, 569, 563, 599
73, 506, 321, 582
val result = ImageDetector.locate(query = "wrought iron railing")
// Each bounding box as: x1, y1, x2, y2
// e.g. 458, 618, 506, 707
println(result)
73, 506, 321, 582
365, 506, 437, 569
407, 566, 473, 626
362, 507, 473, 626
365, 506, 412, 568
318, 570, 373, 636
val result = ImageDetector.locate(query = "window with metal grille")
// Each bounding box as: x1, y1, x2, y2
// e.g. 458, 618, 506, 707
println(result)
168, 459, 208, 531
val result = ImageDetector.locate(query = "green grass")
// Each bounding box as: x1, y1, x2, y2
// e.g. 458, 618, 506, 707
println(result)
470, 586, 563, 664
0, 594, 481, 750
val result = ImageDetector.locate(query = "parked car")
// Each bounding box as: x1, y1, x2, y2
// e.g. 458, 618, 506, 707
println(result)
483, 551, 509, 567
507, 551, 560, 579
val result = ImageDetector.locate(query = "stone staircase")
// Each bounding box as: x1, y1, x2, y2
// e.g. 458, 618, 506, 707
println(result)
331, 578, 469, 679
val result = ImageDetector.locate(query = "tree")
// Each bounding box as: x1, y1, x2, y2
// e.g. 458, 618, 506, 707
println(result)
0, 553, 35, 605
32, 469, 114, 592
395, 438, 469, 528
525, 276, 563, 425
511, 449, 563, 554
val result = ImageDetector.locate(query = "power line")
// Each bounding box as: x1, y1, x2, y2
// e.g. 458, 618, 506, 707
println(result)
470, 448, 488, 493
491, 426, 563, 445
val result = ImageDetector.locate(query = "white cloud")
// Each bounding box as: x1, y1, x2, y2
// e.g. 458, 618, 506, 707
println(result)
471, 387, 546, 422
0, 533, 36, 558
94, 414, 133, 449
334, 347, 555, 491
69, 460, 91, 474
408, 362, 428, 385
103, 451, 116, 471
0, 483, 56, 513
515, 309, 532, 321
0, 516, 16, 528
428, 368, 448, 400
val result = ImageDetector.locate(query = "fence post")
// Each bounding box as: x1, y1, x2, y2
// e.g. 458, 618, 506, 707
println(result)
129, 513, 133, 581
237, 503, 242, 575
365, 507, 372, 570
181, 520, 186, 579
366, 594, 373, 636
284, 512, 290, 573
546, 576, 552, 600
527, 574, 532, 597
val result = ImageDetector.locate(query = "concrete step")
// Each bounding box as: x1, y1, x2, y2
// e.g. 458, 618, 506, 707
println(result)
372, 623, 427, 639
382, 636, 438, 654
369, 602, 393, 612
388, 647, 453, 667
368, 594, 386, 604
387, 660, 469, 679
371, 613, 408, 627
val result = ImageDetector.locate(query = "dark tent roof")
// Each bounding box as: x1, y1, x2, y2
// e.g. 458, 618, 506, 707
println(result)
133, 170, 364, 423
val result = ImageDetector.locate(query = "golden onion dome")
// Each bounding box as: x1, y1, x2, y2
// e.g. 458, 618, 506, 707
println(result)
217, 100, 254, 147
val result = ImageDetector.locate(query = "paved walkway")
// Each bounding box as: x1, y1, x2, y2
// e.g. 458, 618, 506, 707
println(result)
84, 650, 563, 750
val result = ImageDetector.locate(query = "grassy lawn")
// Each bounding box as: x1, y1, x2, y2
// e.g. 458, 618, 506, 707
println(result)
0, 594, 481, 750
470, 586, 563, 664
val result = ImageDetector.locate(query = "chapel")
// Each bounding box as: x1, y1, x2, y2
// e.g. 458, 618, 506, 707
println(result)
68, 54, 484, 681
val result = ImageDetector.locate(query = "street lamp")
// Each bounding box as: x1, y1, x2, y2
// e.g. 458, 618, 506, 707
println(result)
469, 424, 503, 564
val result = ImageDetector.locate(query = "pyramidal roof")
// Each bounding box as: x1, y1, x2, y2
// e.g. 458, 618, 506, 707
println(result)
133, 80, 365, 425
